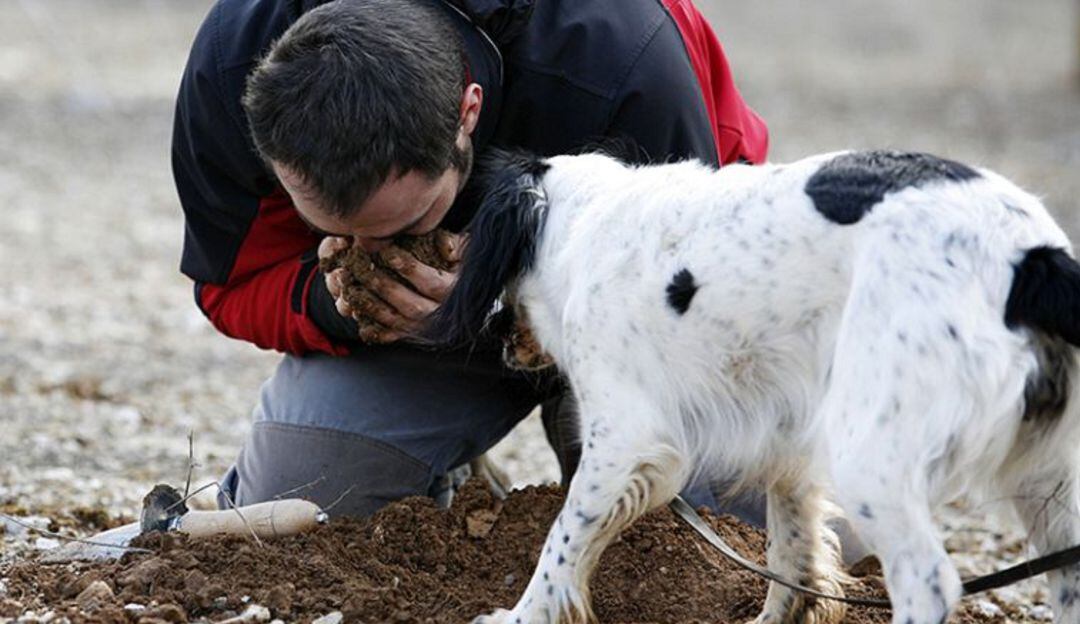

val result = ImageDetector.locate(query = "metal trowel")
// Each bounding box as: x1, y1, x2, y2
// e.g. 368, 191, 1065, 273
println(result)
41, 484, 327, 563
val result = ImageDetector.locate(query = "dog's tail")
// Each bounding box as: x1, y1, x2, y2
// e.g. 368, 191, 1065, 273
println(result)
424, 149, 551, 346
1005, 246, 1080, 346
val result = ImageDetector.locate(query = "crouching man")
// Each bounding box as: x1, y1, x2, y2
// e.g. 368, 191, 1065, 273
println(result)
172, 0, 767, 516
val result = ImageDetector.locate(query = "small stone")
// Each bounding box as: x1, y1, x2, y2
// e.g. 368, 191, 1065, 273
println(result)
1028, 604, 1054, 621
215, 605, 270, 623
61, 570, 106, 600
118, 559, 170, 593
33, 537, 59, 550
141, 603, 186, 623
972, 599, 1003, 617
311, 611, 343, 624
124, 603, 146, 614
465, 509, 498, 539
75, 580, 114, 611
503, 573, 516, 587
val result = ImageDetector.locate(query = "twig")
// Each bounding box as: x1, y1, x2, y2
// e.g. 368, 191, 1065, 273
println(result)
272, 475, 327, 500
0, 513, 152, 554
322, 484, 358, 514
183, 430, 199, 500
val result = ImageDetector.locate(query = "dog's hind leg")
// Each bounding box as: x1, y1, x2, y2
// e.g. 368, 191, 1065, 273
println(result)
830, 452, 961, 624
1009, 464, 1080, 622
822, 341, 965, 621
472, 381, 688, 624
749, 478, 846, 624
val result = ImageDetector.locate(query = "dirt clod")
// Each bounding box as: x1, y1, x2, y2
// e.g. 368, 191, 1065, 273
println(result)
319, 230, 455, 343
75, 579, 115, 610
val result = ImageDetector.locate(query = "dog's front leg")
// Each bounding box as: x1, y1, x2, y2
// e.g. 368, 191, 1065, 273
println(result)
473, 384, 688, 624
750, 478, 846, 624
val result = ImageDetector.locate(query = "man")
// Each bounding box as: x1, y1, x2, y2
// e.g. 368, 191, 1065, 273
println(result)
172, 0, 767, 517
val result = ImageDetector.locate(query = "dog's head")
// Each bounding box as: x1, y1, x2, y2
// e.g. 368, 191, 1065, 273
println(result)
425, 149, 553, 367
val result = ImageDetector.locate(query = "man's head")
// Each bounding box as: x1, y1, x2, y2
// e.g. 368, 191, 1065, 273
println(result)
243, 0, 482, 250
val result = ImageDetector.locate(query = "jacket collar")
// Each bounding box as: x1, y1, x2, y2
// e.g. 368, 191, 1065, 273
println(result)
296, 0, 534, 44
443, 0, 535, 45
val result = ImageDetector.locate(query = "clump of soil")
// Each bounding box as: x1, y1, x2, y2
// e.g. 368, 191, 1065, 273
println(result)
2, 482, 1001, 623
319, 230, 455, 342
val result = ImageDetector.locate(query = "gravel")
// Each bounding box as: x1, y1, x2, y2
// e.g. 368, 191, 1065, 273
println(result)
1, 0, 1078, 621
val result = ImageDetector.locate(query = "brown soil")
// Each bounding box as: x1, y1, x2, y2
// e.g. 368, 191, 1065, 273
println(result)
1, 482, 1000, 623
319, 230, 455, 342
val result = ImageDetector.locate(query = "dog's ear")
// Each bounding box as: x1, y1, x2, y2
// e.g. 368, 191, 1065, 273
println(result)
425, 149, 550, 346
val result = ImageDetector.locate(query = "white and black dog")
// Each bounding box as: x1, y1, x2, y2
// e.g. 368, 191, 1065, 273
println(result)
430, 149, 1080, 624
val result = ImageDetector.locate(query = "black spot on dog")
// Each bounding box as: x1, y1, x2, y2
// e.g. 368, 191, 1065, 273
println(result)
575, 510, 598, 526
1006, 246, 1080, 347
946, 324, 959, 340
858, 503, 875, 519
805, 150, 981, 225
666, 269, 699, 315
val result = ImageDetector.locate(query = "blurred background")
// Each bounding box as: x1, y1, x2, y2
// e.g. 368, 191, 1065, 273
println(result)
0, 2, 1078, 611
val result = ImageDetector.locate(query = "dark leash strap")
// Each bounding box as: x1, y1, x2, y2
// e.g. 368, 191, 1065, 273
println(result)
670, 495, 1080, 608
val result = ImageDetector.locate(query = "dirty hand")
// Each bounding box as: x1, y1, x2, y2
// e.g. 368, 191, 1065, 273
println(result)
317, 235, 404, 344
318, 235, 356, 316
362, 230, 465, 342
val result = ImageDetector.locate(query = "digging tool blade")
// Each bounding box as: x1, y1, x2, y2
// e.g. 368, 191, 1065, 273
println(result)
39, 521, 145, 563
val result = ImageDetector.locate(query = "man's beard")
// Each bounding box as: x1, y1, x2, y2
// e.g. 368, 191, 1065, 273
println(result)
450, 141, 474, 190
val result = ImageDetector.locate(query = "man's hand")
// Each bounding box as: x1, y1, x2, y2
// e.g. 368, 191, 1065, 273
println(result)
318, 231, 465, 344
364, 230, 464, 341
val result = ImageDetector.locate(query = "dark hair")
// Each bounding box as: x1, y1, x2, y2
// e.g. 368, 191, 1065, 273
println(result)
243, 0, 466, 216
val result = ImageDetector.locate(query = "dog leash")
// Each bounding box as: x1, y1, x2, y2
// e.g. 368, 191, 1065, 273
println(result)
670, 496, 1080, 608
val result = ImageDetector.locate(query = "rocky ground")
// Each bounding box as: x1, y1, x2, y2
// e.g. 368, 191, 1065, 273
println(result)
1, 0, 1079, 622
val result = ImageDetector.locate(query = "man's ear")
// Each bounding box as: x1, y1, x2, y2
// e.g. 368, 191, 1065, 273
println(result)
457, 83, 484, 140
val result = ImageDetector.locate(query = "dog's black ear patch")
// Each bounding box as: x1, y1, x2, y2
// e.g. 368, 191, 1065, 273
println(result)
805, 150, 981, 225
666, 269, 698, 315
425, 149, 550, 346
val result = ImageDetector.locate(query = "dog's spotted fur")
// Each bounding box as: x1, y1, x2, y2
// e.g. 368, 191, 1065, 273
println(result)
434, 149, 1080, 624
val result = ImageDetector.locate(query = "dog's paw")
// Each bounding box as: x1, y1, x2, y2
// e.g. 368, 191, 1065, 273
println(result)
471, 608, 515, 624
747, 576, 847, 624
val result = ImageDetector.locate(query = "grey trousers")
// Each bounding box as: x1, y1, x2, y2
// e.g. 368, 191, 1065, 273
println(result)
219, 343, 765, 525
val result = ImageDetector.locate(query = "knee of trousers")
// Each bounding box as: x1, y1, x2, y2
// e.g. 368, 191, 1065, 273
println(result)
219, 421, 433, 518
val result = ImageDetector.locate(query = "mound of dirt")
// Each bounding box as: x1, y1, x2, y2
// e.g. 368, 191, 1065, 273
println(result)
2, 482, 1002, 623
